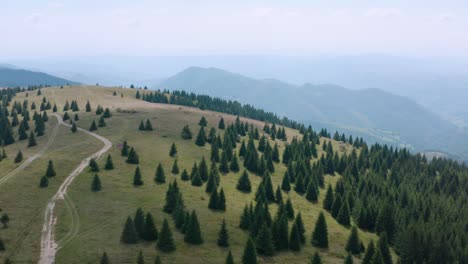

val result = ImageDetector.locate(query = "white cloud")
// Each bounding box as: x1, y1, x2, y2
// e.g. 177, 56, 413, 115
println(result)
365, 8, 402, 18
245, 7, 273, 17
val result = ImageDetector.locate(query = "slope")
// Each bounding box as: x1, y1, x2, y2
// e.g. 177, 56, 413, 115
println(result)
0, 66, 76, 87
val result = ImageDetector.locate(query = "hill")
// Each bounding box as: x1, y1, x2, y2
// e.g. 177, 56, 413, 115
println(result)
157, 67, 468, 161
0, 85, 466, 264
0, 65, 75, 87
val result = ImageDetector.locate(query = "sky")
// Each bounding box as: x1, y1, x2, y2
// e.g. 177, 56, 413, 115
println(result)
1, 0, 468, 58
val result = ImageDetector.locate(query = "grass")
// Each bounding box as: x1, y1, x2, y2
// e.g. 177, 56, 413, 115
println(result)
1, 85, 381, 263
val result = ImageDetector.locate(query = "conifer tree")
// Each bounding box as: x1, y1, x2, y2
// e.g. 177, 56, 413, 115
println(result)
289, 222, 301, 251
236, 170, 252, 193
377, 233, 392, 264
39, 176, 49, 188
92, 174, 102, 191
311, 252, 322, 264
331, 193, 342, 218
210, 141, 220, 162
346, 226, 361, 255
239, 204, 251, 230
195, 127, 206, 146
169, 142, 177, 157
134, 207, 145, 237
275, 185, 283, 203
256, 224, 274, 256
225, 250, 234, 264
98, 116, 106, 127
281, 172, 291, 192
294, 212, 306, 244
133, 166, 144, 186
181, 169, 189, 181
137, 251, 145, 264
71, 122, 77, 133
155, 163, 166, 184
198, 157, 209, 182
344, 253, 353, 264
74, 113, 79, 121
273, 214, 289, 250
229, 154, 240, 172
14, 150, 23, 163
139, 120, 145, 131
337, 201, 351, 227
145, 119, 153, 131
100, 252, 109, 264
217, 188, 226, 211
45, 160, 56, 176
85, 100, 91, 112
190, 169, 203, 187
323, 184, 334, 211
121, 216, 138, 244
89, 120, 98, 131
311, 212, 328, 248
28, 131, 37, 147
218, 117, 225, 129
154, 256, 162, 264
208, 188, 219, 210
171, 159, 179, 174
52, 104, 58, 112
126, 147, 139, 164
219, 151, 230, 173
285, 198, 295, 219
370, 249, 384, 264
157, 219, 176, 252
242, 236, 258, 264
104, 154, 114, 170
294, 173, 306, 194
63, 112, 70, 121
89, 158, 99, 172
18, 122, 28, 140
362, 240, 375, 264
184, 210, 203, 244
103, 108, 111, 118
199, 116, 207, 127
306, 181, 318, 203
181, 125, 192, 139
217, 219, 229, 247
121, 141, 129, 156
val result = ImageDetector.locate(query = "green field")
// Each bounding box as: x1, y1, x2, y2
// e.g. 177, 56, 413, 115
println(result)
0, 85, 385, 264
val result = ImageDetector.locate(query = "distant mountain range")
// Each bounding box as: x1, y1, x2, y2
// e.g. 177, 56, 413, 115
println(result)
157, 67, 468, 161
0, 65, 75, 87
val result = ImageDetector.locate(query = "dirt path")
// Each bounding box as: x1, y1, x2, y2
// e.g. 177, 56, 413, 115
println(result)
0, 117, 60, 187
38, 114, 112, 264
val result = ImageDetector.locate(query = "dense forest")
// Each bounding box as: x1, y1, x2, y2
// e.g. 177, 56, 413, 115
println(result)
141, 88, 468, 263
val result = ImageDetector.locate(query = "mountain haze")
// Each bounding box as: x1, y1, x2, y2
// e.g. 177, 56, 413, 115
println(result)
0, 65, 75, 87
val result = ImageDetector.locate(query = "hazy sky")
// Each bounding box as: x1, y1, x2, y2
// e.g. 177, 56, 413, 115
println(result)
1, 0, 468, 58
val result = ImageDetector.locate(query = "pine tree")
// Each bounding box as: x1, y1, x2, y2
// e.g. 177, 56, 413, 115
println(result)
133, 166, 144, 186
242, 236, 258, 264
311, 212, 328, 248
217, 188, 226, 211
184, 210, 203, 244
218, 117, 225, 129
137, 251, 145, 264
181, 169, 189, 181
142, 212, 159, 240
44, 160, 56, 177
208, 188, 219, 210
71, 122, 77, 133
63, 112, 70, 121
285, 198, 295, 219
85, 100, 91, 112
225, 250, 234, 264
14, 150, 23, 163
28, 131, 37, 147
362, 240, 375, 264
294, 173, 306, 194
239, 205, 251, 230
337, 201, 351, 227
323, 184, 334, 211
154, 256, 162, 264
181, 125, 192, 139
134, 207, 145, 238
104, 154, 114, 170
331, 193, 342, 218
311, 252, 322, 264
89, 120, 98, 131
157, 219, 176, 252
199, 116, 207, 126
39, 176, 49, 188
52, 104, 58, 112
98, 116, 106, 127
91, 174, 102, 191
100, 252, 109, 264
171, 159, 179, 174
281, 172, 291, 192
169, 142, 177, 157
275, 185, 283, 203
344, 253, 354, 264
89, 158, 99, 172
306, 181, 318, 203
256, 224, 274, 256
74, 113, 79, 121
237, 170, 252, 193
370, 248, 384, 264
377, 233, 392, 264
155, 163, 166, 184
139, 120, 145, 130
219, 151, 230, 173
126, 147, 139, 164
273, 214, 289, 250
346, 226, 361, 255
145, 119, 153, 131
229, 154, 240, 172
294, 212, 306, 244
217, 219, 229, 247
0, 238, 6, 250
103, 108, 111, 118
195, 127, 206, 146
18, 122, 28, 140
121, 141, 129, 156
190, 169, 203, 187
121, 217, 138, 244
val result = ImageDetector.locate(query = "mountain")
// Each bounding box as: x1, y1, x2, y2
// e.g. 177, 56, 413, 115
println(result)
0, 65, 76, 87
157, 67, 468, 160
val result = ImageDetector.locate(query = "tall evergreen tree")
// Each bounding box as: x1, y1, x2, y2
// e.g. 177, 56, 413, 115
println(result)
89, 120, 98, 131
217, 219, 229, 247
311, 252, 322, 264
155, 163, 166, 184
181, 125, 192, 139
311, 212, 328, 248
306, 181, 319, 203
337, 201, 351, 227
71, 122, 77, 133
323, 184, 334, 211
134, 208, 145, 238
91, 174, 102, 191
229, 154, 240, 172
344, 253, 354, 264
169, 142, 177, 157
219, 151, 230, 173
242, 236, 258, 264
104, 154, 114, 170
14, 150, 23, 163
256, 224, 274, 256
199, 116, 207, 126
345, 226, 361, 255
39, 175, 49, 188
236, 170, 252, 193
100, 252, 109, 264
225, 250, 234, 264
121, 217, 138, 244
218, 117, 225, 129
89, 158, 99, 172
27, 131, 37, 147
142, 212, 158, 241
195, 127, 206, 146
294, 212, 306, 244
133, 166, 144, 186
157, 219, 176, 252
377, 233, 392, 264
362, 240, 375, 264
171, 159, 179, 174
217, 188, 226, 211
126, 147, 139, 164
285, 198, 295, 219
281, 172, 291, 192
184, 210, 203, 244
98, 116, 106, 127
45, 160, 56, 176
289, 222, 302, 251
145, 119, 153, 131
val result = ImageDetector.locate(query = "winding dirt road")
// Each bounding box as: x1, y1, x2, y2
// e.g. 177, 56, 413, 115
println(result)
38, 114, 112, 264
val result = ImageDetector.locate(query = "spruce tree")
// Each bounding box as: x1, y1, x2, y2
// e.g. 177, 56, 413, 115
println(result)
331, 194, 342, 218
89, 120, 98, 131
171, 159, 179, 174
74, 113, 79, 121
133, 166, 144, 186
281, 172, 291, 192
219, 151, 230, 173
134, 208, 145, 237
236, 170, 252, 193
362, 240, 375, 264
184, 210, 203, 244
126, 147, 139, 164
169, 142, 177, 157
225, 250, 234, 264
18, 122, 28, 140
289, 221, 302, 252
142, 213, 159, 241
154, 256, 162, 264
137, 251, 145, 264
63, 112, 70, 121
89, 158, 99, 172
337, 201, 351, 227
14, 150, 23, 163
285, 198, 295, 219
306, 181, 318, 203
294, 212, 306, 244
100, 252, 109, 264
103, 108, 111, 118
45, 160, 56, 177
229, 154, 240, 172
191, 169, 203, 187
208, 188, 219, 210
98, 116, 106, 127
28, 131, 37, 147
39, 176, 49, 188
311, 252, 322, 264
256, 224, 274, 256
91, 174, 102, 191
217, 188, 226, 211
273, 214, 289, 250
242, 236, 258, 264
218, 117, 225, 129
139, 120, 145, 130
181, 169, 189, 181
157, 219, 176, 252
377, 233, 392, 264
323, 184, 334, 211
104, 154, 114, 170
181, 125, 192, 139
275, 185, 283, 203
71, 122, 77, 133
195, 127, 206, 146
121, 216, 138, 244
199, 116, 207, 126
145, 119, 153, 131
155, 163, 166, 184
345, 226, 361, 255
311, 212, 328, 248
217, 219, 229, 247
344, 253, 353, 264
294, 173, 305, 194
85, 100, 91, 112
